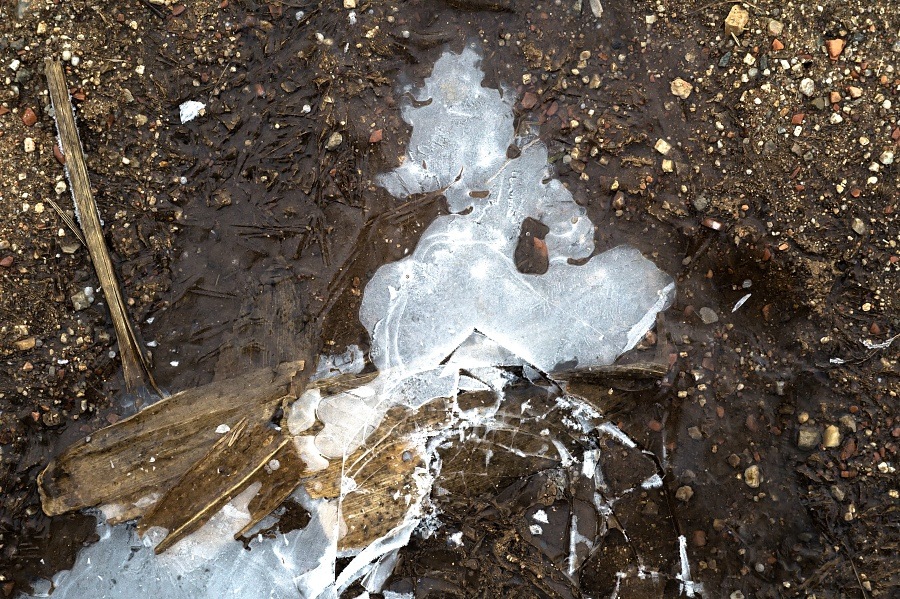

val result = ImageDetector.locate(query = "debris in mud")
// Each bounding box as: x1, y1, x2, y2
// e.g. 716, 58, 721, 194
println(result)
38, 45, 683, 599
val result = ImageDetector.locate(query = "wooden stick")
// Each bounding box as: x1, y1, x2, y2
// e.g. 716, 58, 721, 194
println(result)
45, 59, 158, 394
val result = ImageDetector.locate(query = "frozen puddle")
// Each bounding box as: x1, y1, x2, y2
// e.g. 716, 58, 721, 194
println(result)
37, 46, 696, 598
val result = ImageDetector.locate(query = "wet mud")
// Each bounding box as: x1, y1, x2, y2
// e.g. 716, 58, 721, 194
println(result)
1, 0, 897, 597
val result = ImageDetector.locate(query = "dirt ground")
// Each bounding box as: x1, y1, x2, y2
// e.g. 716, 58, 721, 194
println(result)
1, 0, 897, 597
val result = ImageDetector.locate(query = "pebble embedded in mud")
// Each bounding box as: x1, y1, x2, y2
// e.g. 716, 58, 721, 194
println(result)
797, 427, 820, 450
698, 307, 718, 324
823, 425, 841, 448
670, 77, 693, 99
325, 131, 343, 150
675, 485, 694, 502
744, 464, 761, 488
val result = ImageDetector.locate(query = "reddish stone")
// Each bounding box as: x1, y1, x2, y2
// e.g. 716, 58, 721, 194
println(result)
648, 420, 663, 432
0, 106, 9, 115
772, 39, 784, 51
22, 107, 38, 127
791, 113, 805, 125
840, 438, 857, 461
0, 256, 13, 267
521, 92, 538, 110
826, 39, 845, 60
693, 530, 707, 547
171, 4, 186, 16
53, 143, 66, 165
369, 129, 383, 143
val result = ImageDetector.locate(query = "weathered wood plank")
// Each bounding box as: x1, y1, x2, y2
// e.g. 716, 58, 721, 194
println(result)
38, 361, 304, 520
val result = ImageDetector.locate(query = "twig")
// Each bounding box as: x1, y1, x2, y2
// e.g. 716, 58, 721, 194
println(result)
45, 59, 159, 395
136, 0, 166, 19
45, 198, 86, 246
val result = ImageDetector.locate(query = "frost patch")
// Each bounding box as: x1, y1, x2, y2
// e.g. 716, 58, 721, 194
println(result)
178, 100, 206, 124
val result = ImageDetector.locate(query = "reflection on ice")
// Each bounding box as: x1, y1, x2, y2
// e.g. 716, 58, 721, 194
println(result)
39, 45, 690, 598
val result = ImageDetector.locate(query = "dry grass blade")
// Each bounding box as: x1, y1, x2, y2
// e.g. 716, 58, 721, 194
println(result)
45, 198, 86, 246
45, 59, 156, 394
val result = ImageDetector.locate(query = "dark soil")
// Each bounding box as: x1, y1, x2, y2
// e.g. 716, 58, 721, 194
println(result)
1, 0, 897, 597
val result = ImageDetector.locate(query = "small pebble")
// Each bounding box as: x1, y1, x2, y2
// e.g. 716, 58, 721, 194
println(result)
744, 465, 761, 488
692, 530, 707, 547
797, 427, 820, 449
670, 77, 693, 99
21, 107, 37, 127
325, 131, 343, 151
699, 307, 719, 324
654, 138, 672, 155
799, 78, 815, 97
823, 425, 841, 448
23, 137, 36, 153
675, 485, 694, 502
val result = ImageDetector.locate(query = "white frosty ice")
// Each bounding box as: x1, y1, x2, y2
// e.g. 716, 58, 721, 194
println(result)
178, 100, 206, 124
40, 45, 682, 599
364, 47, 673, 377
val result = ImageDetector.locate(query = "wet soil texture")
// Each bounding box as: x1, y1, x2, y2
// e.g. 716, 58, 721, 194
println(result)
1, 0, 898, 597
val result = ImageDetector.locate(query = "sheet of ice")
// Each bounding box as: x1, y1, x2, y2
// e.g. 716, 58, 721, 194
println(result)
363, 46, 674, 376
42, 45, 679, 599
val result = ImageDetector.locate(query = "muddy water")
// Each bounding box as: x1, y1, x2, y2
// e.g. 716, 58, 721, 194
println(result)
17, 1, 830, 597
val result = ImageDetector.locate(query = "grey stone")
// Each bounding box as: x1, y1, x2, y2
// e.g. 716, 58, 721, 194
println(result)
699, 307, 719, 324
71, 290, 93, 311
797, 426, 820, 449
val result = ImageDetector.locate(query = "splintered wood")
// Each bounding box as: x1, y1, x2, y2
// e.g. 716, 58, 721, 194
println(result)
44, 59, 156, 393
38, 362, 305, 524
39, 362, 447, 553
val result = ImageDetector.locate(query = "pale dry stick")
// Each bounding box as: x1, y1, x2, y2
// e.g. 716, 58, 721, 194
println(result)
45, 59, 158, 394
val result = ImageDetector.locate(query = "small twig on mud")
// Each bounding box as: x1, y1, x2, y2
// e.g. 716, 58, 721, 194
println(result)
136, 0, 166, 19
841, 541, 870, 599
687, 0, 760, 17
45, 59, 159, 396
45, 198, 86, 246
